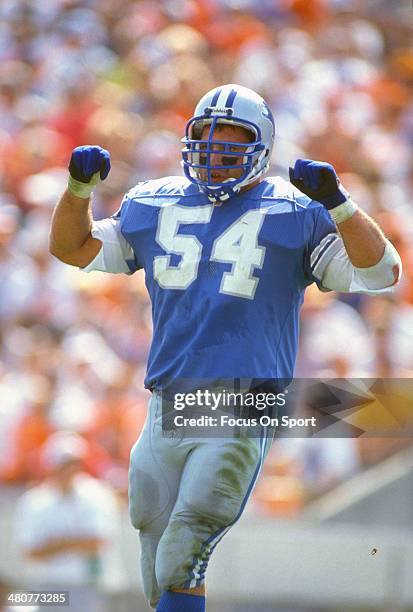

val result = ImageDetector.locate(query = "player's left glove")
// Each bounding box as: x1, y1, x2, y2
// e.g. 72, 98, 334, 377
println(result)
289, 159, 357, 223
289, 159, 349, 209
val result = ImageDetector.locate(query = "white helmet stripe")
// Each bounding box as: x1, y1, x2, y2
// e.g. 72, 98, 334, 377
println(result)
210, 86, 239, 110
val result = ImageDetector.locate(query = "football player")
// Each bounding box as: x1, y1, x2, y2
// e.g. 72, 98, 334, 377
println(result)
49, 84, 401, 612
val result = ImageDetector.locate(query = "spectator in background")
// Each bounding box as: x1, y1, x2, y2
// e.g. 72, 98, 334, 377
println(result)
296, 284, 374, 377
4, 376, 54, 483
361, 293, 413, 377
15, 432, 118, 612
0, 207, 36, 326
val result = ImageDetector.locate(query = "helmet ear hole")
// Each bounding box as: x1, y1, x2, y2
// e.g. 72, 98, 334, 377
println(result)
191, 122, 204, 140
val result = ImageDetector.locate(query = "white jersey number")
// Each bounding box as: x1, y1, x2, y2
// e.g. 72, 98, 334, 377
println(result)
154, 205, 213, 290
153, 206, 267, 299
211, 210, 266, 299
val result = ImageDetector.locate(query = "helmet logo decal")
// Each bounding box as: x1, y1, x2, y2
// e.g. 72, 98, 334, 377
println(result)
262, 102, 273, 122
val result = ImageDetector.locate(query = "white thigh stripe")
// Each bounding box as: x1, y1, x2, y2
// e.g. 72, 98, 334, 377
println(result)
188, 430, 269, 588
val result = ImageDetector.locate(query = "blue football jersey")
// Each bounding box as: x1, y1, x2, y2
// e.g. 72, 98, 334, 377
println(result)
113, 176, 337, 393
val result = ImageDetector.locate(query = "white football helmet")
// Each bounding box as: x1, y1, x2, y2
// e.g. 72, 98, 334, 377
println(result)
182, 84, 275, 203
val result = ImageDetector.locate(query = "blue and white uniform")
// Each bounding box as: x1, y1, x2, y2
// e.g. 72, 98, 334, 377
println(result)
85, 176, 341, 388
82, 175, 396, 607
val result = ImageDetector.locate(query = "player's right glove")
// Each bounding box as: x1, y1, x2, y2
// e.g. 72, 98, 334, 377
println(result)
67, 145, 111, 199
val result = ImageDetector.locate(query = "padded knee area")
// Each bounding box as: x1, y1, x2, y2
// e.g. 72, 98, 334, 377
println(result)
155, 510, 228, 592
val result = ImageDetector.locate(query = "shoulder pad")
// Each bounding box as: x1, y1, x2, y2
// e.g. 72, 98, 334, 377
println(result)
126, 176, 200, 200
263, 176, 323, 210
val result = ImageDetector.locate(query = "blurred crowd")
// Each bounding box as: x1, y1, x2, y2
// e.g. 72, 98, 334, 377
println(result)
1, 0, 413, 520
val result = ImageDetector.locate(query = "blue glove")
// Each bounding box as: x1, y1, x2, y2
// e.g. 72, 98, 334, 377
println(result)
68, 145, 111, 198
289, 159, 349, 210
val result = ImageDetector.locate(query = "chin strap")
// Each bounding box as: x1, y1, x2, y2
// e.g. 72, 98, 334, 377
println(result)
205, 187, 237, 203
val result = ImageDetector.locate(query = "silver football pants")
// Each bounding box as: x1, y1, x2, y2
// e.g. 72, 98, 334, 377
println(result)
128, 392, 274, 608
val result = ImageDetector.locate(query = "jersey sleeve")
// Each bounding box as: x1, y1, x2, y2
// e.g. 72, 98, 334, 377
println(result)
80, 197, 141, 275
317, 239, 401, 295
304, 204, 340, 289
306, 205, 401, 295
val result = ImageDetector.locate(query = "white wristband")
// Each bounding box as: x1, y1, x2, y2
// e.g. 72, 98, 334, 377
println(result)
328, 198, 358, 224
67, 171, 101, 199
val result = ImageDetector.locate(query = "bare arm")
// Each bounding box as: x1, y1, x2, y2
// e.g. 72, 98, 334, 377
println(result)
49, 145, 112, 267
290, 159, 402, 292
336, 208, 386, 267
49, 189, 102, 267
26, 536, 104, 560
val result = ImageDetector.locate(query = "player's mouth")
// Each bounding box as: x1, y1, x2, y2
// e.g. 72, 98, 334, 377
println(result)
211, 171, 228, 181
199, 170, 231, 183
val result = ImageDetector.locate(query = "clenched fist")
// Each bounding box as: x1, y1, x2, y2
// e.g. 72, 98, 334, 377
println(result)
289, 159, 349, 210
67, 145, 111, 199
